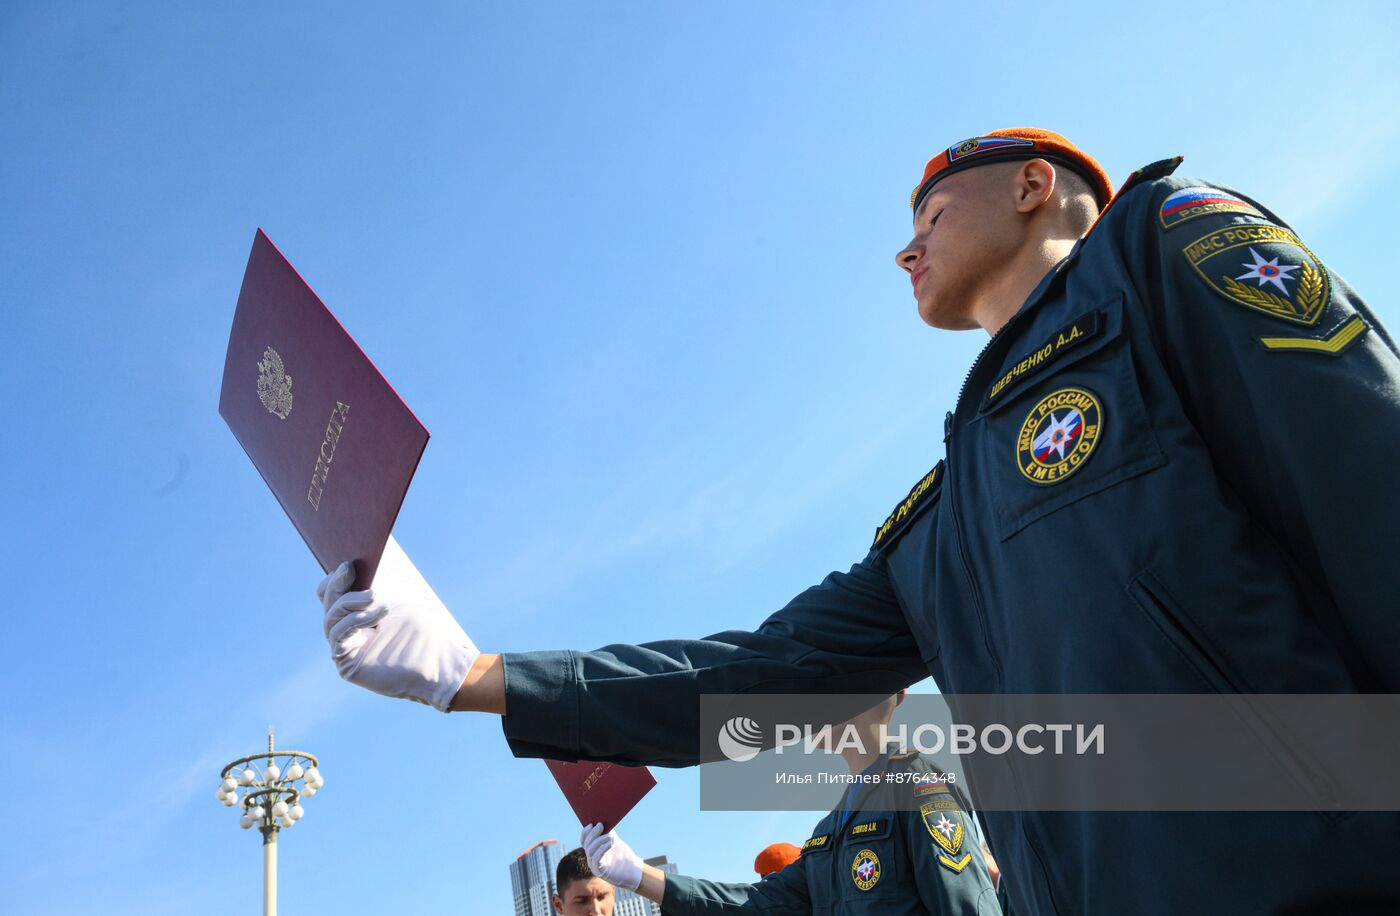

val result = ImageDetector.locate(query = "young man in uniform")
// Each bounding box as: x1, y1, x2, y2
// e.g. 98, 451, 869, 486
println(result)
578, 693, 1001, 915
317, 128, 1400, 913
553, 846, 616, 916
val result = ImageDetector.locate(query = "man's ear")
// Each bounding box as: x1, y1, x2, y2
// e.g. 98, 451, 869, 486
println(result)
1014, 159, 1057, 214
552, 894, 564, 915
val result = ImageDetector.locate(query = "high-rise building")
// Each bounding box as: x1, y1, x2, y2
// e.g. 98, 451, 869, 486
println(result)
612, 886, 650, 916
644, 855, 678, 878
510, 839, 562, 916
618, 856, 678, 916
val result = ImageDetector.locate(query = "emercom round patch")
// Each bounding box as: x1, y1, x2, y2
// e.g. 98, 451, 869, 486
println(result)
1016, 387, 1103, 485
851, 848, 882, 891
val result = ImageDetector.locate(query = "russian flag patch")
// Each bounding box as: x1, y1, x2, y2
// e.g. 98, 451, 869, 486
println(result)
1160, 186, 1263, 228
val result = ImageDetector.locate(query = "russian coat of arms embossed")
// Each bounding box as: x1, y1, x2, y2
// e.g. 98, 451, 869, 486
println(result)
256, 346, 294, 419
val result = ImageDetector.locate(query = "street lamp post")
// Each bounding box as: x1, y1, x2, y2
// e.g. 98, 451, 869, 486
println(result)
216, 727, 323, 916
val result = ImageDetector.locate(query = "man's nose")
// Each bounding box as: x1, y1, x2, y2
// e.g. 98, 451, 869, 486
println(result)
896, 240, 921, 273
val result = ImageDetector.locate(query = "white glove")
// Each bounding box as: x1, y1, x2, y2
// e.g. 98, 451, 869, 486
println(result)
317, 535, 479, 712
581, 823, 643, 891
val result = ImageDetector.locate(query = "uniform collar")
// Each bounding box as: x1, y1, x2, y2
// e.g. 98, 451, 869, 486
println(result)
835, 751, 897, 829
1013, 155, 1183, 322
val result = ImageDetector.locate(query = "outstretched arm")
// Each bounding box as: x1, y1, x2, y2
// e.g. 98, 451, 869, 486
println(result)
320, 541, 929, 767
498, 551, 927, 766
582, 825, 814, 915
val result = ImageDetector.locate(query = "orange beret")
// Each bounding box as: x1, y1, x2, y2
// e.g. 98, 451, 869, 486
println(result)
910, 128, 1113, 214
754, 842, 802, 877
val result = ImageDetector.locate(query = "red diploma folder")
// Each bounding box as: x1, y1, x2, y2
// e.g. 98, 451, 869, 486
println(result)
544, 760, 656, 833
219, 230, 429, 588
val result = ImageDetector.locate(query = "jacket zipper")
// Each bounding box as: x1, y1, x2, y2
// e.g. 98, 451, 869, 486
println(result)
942, 270, 1063, 687
943, 319, 1024, 687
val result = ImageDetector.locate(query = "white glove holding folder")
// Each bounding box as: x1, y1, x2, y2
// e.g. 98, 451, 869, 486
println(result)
318, 535, 479, 712
581, 823, 645, 891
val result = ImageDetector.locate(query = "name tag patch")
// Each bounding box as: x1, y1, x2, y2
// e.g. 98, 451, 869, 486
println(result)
845, 818, 891, 842
981, 311, 1102, 410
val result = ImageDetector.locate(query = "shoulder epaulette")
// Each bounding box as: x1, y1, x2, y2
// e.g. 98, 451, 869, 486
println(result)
1086, 155, 1184, 237
1116, 156, 1184, 201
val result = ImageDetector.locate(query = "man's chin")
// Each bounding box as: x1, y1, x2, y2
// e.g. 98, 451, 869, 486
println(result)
917, 299, 979, 331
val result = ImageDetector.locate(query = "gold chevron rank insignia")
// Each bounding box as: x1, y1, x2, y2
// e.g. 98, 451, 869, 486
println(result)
1259, 314, 1369, 356
922, 797, 972, 874
1182, 223, 1330, 326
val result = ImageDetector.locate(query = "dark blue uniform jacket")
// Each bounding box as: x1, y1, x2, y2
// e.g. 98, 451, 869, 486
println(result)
499, 160, 1400, 915
663, 752, 1001, 915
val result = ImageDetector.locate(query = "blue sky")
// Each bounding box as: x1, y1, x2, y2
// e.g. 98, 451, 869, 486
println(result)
4, 2, 1399, 913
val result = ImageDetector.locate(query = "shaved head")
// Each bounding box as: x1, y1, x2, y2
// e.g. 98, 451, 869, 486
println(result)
896, 158, 1102, 332
968, 160, 1100, 236
1046, 166, 1100, 235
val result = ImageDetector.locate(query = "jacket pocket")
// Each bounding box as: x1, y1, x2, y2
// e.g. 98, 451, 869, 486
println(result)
1128, 569, 1239, 693
975, 297, 1167, 541
1128, 569, 1344, 818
